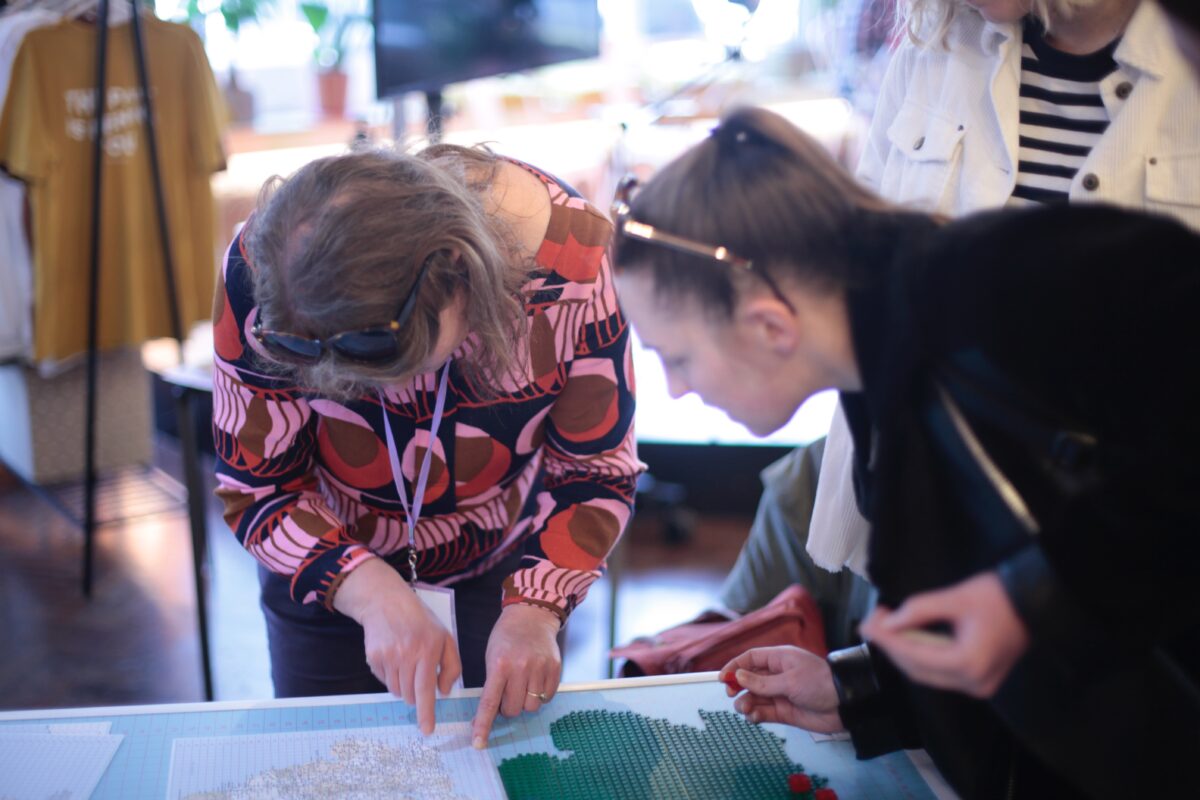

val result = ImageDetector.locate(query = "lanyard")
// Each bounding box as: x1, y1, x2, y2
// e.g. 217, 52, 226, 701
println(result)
379, 359, 452, 583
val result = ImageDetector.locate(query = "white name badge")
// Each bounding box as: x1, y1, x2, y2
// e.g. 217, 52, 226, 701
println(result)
413, 582, 463, 690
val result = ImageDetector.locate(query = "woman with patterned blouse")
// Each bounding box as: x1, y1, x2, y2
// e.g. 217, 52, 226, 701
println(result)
211, 145, 642, 747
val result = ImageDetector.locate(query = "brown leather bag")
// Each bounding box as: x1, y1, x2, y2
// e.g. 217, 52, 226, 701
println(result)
609, 584, 829, 677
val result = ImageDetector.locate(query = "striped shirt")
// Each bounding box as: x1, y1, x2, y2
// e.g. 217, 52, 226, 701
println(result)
1011, 17, 1120, 206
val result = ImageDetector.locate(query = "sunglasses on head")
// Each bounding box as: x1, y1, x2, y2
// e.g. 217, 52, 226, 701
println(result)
251, 256, 432, 365
610, 175, 794, 312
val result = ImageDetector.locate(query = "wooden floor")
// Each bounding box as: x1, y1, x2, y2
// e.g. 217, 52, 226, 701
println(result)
0, 439, 750, 712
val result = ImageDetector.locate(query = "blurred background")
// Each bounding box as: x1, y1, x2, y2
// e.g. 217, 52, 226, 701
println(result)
0, 0, 897, 709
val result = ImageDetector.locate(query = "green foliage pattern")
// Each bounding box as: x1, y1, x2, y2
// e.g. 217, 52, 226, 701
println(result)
500, 709, 830, 800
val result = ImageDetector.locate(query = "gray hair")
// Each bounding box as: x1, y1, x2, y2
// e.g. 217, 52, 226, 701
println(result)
243, 145, 529, 400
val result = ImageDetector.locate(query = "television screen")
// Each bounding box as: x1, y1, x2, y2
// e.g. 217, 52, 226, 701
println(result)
373, 0, 602, 98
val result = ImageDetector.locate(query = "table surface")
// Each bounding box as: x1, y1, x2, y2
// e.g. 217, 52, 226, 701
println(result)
0, 673, 957, 800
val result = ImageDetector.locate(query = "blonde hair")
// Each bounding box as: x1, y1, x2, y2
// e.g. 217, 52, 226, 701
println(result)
244, 145, 529, 400
901, 0, 1108, 45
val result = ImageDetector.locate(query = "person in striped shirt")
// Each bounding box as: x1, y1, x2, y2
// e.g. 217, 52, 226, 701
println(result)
212, 147, 642, 746
1010, 13, 1123, 204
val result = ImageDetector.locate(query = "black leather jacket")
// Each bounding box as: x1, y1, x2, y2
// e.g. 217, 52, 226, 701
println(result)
827, 205, 1200, 799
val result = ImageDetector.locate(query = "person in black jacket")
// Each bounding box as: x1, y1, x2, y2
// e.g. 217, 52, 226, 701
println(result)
610, 105, 1200, 799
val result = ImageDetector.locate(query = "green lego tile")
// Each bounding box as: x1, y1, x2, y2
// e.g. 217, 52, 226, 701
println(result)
499, 709, 831, 800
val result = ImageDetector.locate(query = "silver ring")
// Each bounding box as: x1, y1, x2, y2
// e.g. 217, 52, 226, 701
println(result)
527, 691, 548, 702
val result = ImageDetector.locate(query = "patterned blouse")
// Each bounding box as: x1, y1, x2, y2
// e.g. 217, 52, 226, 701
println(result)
211, 161, 643, 623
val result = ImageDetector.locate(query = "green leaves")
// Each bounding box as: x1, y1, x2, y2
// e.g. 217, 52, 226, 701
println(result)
220, 0, 265, 35
299, 1, 368, 70
299, 1, 330, 34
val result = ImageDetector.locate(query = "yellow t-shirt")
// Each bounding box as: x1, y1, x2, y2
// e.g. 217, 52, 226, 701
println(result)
0, 16, 226, 361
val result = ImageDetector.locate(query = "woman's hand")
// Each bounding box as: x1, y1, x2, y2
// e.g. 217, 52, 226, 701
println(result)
719, 646, 845, 733
471, 604, 562, 748
860, 571, 1029, 698
333, 559, 462, 735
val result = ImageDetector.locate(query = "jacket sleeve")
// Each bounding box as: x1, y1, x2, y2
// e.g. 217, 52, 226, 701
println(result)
500, 240, 644, 624
718, 441, 824, 615
828, 643, 924, 758
996, 432, 1200, 682
936, 208, 1200, 682
854, 36, 918, 191
211, 233, 378, 610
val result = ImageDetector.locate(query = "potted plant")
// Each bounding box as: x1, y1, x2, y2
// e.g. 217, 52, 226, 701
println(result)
179, 0, 272, 124
299, 0, 369, 119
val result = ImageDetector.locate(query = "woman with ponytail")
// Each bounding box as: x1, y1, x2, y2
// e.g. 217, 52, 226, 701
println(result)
612, 105, 1200, 799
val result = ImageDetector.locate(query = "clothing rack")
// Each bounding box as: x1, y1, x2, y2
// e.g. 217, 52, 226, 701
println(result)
80, 0, 214, 699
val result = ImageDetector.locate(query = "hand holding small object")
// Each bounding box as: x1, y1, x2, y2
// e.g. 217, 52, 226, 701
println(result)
860, 571, 1029, 698
719, 646, 845, 733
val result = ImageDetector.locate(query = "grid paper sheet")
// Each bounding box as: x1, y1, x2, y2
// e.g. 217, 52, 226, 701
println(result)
167, 722, 504, 800
0, 731, 123, 800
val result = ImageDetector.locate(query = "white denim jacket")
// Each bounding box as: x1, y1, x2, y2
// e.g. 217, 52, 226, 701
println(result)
807, 0, 1200, 577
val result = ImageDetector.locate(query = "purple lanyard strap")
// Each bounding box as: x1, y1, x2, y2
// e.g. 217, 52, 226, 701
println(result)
379, 359, 452, 582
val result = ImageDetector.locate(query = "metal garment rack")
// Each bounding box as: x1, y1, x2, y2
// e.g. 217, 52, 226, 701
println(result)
81, 0, 214, 699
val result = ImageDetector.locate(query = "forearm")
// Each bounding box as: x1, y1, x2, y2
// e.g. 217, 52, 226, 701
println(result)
213, 456, 375, 606
514, 253, 642, 621
524, 380, 640, 619
332, 557, 418, 623
507, 467, 637, 622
